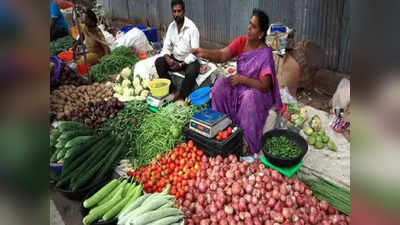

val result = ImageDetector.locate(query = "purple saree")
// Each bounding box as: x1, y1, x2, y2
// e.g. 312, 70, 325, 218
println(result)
211, 47, 282, 154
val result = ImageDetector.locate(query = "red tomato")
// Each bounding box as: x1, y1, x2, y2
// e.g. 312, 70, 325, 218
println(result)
227, 126, 232, 134
188, 140, 194, 147
216, 135, 222, 141
222, 131, 228, 139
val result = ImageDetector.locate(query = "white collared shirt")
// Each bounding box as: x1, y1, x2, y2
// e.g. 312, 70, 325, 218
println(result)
161, 17, 199, 64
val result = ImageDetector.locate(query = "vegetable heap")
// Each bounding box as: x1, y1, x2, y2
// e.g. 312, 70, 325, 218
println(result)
215, 126, 237, 141
50, 83, 113, 120
50, 121, 93, 164
303, 118, 337, 151
287, 105, 308, 129
117, 187, 185, 225
180, 154, 350, 225
130, 103, 202, 167
89, 46, 139, 82
128, 140, 203, 199
112, 67, 150, 102
64, 98, 125, 130
82, 178, 143, 225
55, 132, 127, 192
101, 101, 147, 145
50, 35, 75, 56
265, 136, 301, 159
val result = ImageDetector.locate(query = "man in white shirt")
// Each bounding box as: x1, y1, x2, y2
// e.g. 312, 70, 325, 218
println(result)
155, 0, 200, 101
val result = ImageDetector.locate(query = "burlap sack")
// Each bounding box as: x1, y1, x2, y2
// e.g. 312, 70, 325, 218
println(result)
274, 54, 301, 97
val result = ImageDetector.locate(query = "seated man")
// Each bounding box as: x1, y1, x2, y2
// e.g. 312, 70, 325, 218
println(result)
155, 0, 200, 101
50, 0, 69, 41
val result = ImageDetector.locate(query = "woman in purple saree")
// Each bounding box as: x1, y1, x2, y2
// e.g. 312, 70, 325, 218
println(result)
191, 9, 282, 157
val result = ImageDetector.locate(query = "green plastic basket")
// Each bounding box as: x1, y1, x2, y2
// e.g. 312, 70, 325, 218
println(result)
261, 156, 303, 177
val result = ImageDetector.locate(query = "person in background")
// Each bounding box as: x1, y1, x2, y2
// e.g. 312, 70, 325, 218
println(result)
191, 9, 283, 159
50, 0, 69, 41
155, 0, 200, 101
72, 9, 110, 65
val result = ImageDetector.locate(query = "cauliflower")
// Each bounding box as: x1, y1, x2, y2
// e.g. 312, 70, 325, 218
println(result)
140, 90, 149, 97
309, 115, 321, 131
120, 67, 132, 79
291, 114, 299, 122
299, 108, 308, 120
134, 86, 143, 95
113, 84, 124, 95
133, 77, 141, 86
122, 79, 131, 88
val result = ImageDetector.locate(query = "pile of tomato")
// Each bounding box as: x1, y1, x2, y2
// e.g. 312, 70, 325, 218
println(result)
127, 140, 203, 200
215, 126, 233, 141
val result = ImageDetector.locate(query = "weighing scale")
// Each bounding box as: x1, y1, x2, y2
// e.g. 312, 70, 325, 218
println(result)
189, 108, 232, 138
146, 93, 174, 112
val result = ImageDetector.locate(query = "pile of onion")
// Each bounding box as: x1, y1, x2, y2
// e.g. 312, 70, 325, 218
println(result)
179, 154, 350, 225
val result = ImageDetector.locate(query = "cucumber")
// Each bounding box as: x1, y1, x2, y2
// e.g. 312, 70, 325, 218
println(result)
101, 184, 138, 221
57, 121, 90, 132
56, 148, 68, 161
92, 141, 126, 184
57, 137, 113, 188
57, 129, 93, 146
83, 179, 120, 208
63, 133, 106, 165
97, 179, 127, 206
50, 128, 62, 147
83, 188, 123, 225
61, 136, 112, 177
71, 148, 114, 191
50, 147, 61, 163
65, 136, 93, 148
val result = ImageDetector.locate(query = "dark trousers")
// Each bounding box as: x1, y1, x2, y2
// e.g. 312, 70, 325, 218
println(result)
155, 56, 200, 99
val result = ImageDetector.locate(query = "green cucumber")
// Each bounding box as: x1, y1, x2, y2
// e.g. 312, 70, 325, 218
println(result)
83, 179, 120, 208
83, 188, 123, 225
57, 121, 90, 132
97, 179, 127, 206
101, 184, 137, 221
57, 129, 93, 146
71, 149, 112, 191
92, 141, 126, 184
50, 128, 62, 147
65, 136, 93, 148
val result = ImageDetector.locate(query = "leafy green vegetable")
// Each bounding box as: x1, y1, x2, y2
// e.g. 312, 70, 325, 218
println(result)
88, 47, 139, 82
50, 35, 75, 56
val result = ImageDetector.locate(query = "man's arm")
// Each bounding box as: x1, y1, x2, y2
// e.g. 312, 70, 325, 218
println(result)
183, 27, 199, 64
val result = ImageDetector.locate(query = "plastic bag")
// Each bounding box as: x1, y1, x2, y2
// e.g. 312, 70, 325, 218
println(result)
330, 78, 350, 110
279, 86, 298, 105
111, 28, 153, 53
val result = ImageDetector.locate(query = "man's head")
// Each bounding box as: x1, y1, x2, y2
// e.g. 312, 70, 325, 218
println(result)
171, 0, 185, 24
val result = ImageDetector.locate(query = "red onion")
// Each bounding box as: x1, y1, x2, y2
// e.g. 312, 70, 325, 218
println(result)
319, 200, 329, 211
280, 194, 287, 202
251, 196, 258, 205
285, 197, 294, 208
238, 201, 247, 211
210, 182, 218, 191
272, 212, 284, 223
200, 219, 210, 225
224, 205, 234, 215
232, 182, 241, 195
266, 183, 272, 191
244, 217, 253, 225
244, 194, 252, 203
263, 220, 273, 225
250, 206, 258, 216
209, 203, 218, 214
282, 207, 291, 219
198, 194, 205, 204
267, 198, 276, 207
215, 200, 224, 210
183, 199, 191, 207
305, 189, 313, 196
309, 214, 317, 224
232, 202, 239, 211
245, 184, 253, 193
296, 196, 304, 206
239, 211, 246, 220
219, 219, 228, 225
216, 210, 226, 220
210, 214, 218, 223
272, 189, 280, 200
274, 201, 283, 212
328, 206, 336, 215
280, 184, 288, 195
199, 181, 208, 193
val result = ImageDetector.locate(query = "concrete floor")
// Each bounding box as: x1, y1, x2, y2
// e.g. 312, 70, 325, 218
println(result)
50, 200, 65, 225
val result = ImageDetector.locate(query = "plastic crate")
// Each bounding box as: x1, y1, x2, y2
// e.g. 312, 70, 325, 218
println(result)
183, 123, 243, 158
135, 25, 158, 43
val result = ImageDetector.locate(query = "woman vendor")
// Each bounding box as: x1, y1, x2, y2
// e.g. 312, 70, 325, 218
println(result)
191, 9, 282, 159
72, 9, 110, 65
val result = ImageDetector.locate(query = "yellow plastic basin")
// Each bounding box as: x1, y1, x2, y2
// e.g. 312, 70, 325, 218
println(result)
148, 79, 171, 97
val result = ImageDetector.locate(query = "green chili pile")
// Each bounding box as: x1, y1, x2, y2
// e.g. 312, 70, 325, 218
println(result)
265, 136, 301, 158
50, 35, 75, 56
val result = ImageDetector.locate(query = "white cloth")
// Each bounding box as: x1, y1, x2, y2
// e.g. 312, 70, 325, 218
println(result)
160, 17, 199, 64
111, 28, 153, 52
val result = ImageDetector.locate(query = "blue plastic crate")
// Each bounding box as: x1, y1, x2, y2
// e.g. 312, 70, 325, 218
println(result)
136, 25, 158, 43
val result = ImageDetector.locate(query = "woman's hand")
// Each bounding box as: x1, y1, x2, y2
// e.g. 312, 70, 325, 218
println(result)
190, 48, 207, 58
230, 74, 242, 86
